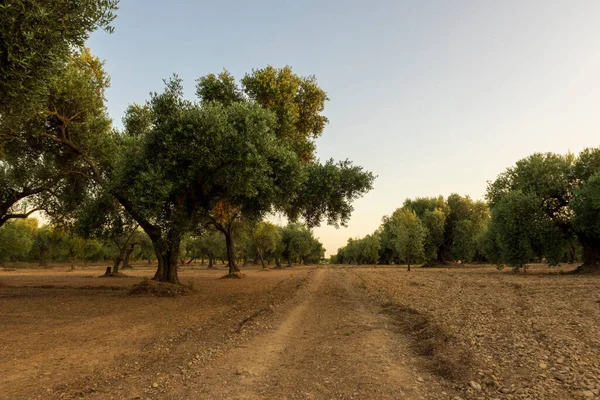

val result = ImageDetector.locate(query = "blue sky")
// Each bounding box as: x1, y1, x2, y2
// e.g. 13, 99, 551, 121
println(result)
88, 0, 600, 255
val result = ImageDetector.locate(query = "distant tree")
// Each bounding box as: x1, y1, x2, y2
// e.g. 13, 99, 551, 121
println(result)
197, 228, 227, 269
571, 174, 600, 269
486, 152, 589, 270
75, 192, 139, 274
277, 224, 323, 266
404, 197, 448, 265
31, 225, 52, 266
442, 194, 489, 264
335, 233, 381, 265
386, 209, 426, 271
487, 192, 538, 270
0, 218, 37, 264
251, 221, 281, 269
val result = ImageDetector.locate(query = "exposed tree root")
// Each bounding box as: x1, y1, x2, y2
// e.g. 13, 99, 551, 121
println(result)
219, 272, 246, 279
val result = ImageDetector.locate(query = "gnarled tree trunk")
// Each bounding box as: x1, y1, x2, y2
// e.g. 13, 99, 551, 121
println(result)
152, 233, 181, 284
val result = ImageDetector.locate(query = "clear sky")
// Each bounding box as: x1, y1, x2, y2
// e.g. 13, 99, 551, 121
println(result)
87, 0, 600, 255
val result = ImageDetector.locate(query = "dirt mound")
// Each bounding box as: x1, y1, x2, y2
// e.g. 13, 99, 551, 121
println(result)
381, 302, 472, 380
219, 272, 246, 279
128, 279, 195, 297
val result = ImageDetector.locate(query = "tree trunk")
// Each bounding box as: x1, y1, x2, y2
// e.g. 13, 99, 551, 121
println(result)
407, 255, 411, 272
39, 248, 48, 266
577, 239, 600, 273
68, 251, 76, 271
275, 256, 281, 268
113, 257, 121, 274
151, 235, 181, 283
207, 256, 214, 269
122, 244, 135, 269
224, 229, 240, 274
257, 247, 266, 269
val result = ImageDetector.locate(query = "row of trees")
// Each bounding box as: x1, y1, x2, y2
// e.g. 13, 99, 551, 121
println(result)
485, 149, 600, 272
333, 194, 489, 269
334, 148, 600, 273
0, 2, 374, 283
182, 222, 324, 269
0, 218, 153, 267
0, 217, 323, 270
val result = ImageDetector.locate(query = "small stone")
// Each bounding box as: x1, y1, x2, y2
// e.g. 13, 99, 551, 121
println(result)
417, 377, 424, 382
151, 383, 158, 388
582, 391, 595, 398
539, 362, 548, 369
554, 373, 567, 382
557, 357, 565, 364
470, 381, 482, 390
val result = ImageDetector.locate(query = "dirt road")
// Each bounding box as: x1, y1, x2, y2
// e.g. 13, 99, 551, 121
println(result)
162, 267, 447, 399
6, 264, 597, 399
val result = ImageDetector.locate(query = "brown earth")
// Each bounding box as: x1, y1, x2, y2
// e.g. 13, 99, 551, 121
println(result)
1, 263, 599, 399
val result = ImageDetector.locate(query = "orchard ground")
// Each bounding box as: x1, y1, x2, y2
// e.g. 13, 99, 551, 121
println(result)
1, 263, 599, 399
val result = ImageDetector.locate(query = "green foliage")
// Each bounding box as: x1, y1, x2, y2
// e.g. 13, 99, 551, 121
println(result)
241, 66, 329, 161
251, 221, 281, 267
421, 208, 447, 262
334, 233, 380, 265
278, 223, 324, 265
286, 159, 375, 228
196, 70, 244, 106
1, 49, 113, 229
0, 0, 118, 116
0, 218, 37, 263
198, 229, 227, 261
484, 191, 545, 270
485, 149, 600, 268
387, 209, 426, 268
113, 72, 372, 280
403, 197, 448, 263
443, 194, 489, 263
572, 174, 600, 240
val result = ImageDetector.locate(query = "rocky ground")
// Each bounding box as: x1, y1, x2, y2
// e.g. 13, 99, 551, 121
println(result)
1, 263, 599, 399
353, 264, 600, 400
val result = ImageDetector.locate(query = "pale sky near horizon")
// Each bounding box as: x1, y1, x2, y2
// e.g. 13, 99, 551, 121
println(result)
87, 0, 600, 256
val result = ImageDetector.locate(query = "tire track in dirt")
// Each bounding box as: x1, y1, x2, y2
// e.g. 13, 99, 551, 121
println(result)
166, 268, 438, 399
